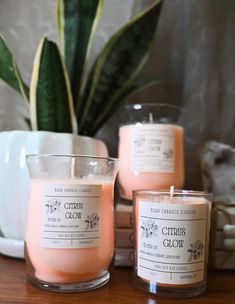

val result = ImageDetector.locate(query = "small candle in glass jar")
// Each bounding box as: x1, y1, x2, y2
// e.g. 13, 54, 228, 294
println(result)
118, 104, 184, 200
133, 189, 212, 298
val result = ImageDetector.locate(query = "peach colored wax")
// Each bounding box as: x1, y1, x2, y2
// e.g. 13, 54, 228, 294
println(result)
133, 191, 212, 297
118, 123, 184, 200
25, 178, 114, 283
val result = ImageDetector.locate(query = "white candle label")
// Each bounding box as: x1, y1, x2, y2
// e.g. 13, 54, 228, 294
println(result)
41, 183, 101, 249
132, 124, 174, 173
137, 200, 208, 285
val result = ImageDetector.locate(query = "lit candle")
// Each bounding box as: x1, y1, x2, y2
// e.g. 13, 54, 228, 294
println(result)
25, 155, 118, 292
133, 189, 212, 298
118, 104, 184, 200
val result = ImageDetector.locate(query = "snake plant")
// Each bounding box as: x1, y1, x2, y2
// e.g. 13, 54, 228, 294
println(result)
0, 0, 162, 136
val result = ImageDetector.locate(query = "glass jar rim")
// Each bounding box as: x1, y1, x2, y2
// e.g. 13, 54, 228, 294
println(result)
26, 154, 119, 163
123, 103, 182, 111
133, 189, 213, 199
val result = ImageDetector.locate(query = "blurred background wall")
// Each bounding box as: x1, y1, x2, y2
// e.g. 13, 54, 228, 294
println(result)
1, 0, 235, 190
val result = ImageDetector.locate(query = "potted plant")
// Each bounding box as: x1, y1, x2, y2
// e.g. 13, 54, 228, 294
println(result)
0, 0, 162, 256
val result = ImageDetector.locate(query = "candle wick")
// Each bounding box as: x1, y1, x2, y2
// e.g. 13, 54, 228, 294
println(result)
170, 186, 174, 200
149, 112, 153, 123
71, 157, 75, 178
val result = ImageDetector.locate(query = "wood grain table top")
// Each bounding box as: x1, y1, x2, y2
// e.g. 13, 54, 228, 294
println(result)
0, 254, 234, 304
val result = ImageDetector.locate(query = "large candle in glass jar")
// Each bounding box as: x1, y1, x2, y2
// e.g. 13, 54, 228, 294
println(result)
118, 104, 184, 200
25, 155, 118, 292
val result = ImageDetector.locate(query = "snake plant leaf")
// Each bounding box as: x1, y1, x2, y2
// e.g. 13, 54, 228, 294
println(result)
78, 0, 162, 135
89, 78, 163, 136
0, 35, 29, 103
30, 37, 77, 133
57, 0, 103, 111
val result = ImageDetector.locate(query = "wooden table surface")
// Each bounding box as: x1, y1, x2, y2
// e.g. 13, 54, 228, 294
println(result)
0, 255, 235, 304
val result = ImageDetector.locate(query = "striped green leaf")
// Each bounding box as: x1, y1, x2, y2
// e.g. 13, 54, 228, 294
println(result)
30, 37, 77, 133
89, 78, 163, 135
57, 0, 103, 111
78, 0, 162, 135
0, 35, 29, 103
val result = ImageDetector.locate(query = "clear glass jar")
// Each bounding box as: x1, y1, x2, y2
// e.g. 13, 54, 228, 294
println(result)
25, 154, 118, 292
118, 103, 184, 200
133, 190, 212, 298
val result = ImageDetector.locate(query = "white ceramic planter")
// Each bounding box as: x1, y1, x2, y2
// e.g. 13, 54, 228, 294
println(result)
0, 131, 108, 258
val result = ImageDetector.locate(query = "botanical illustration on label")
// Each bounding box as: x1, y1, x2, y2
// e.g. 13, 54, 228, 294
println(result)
137, 200, 208, 285
42, 183, 101, 249
132, 124, 175, 173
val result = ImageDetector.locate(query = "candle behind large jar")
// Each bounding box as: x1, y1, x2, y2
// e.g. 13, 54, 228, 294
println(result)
118, 104, 184, 200
25, 154, 118, 292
